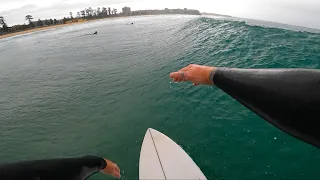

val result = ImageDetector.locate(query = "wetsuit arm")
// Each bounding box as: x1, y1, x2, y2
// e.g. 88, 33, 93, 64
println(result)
0, 155, 107, 180
212, 68, 320, 148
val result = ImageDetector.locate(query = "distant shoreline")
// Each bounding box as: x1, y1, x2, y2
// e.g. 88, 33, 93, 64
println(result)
0, 16, 125, 40
0, 7, 203, 40
0, 13, 220, 40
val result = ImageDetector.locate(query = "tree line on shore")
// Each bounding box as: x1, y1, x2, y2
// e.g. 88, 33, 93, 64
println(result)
0, 7, 119, 34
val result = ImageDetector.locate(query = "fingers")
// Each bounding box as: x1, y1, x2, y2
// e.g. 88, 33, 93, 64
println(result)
170, 64, 194, 77
170, 64, 196, 82
170, 72, 184, 82
115, 165, 120, 174
101, 159, 121, 179
170, 71, 191, 82
173, 76, 179, 82
169, 72, 180, 79
113, 166, 121, 178
113, 171, 121, 179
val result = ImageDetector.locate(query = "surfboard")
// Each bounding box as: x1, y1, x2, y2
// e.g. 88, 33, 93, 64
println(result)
139, 128, 207, 180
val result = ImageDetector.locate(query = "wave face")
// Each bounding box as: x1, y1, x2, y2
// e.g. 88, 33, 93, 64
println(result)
1, 15, 320, 180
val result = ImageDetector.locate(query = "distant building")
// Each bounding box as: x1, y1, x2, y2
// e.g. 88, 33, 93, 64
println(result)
122, 6, 131, 16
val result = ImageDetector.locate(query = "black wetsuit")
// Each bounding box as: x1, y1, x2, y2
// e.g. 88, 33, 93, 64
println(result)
212, 68, 320, 149
1, 68, 320, 179
0, 155, 106, 180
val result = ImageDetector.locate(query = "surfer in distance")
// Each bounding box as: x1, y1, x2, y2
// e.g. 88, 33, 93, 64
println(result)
84, 31, 98, 36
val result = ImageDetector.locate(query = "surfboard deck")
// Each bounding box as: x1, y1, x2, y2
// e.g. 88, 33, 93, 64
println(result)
139, 128, 207, 180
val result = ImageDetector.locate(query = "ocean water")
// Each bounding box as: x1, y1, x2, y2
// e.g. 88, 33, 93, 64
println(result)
1, 15, 320, 180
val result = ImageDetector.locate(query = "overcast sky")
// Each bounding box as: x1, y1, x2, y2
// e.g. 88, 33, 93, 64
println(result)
1, 0, 320, 29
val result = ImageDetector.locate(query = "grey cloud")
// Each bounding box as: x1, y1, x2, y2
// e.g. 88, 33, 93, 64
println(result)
262, 1, 320, 29
0, 4, 43, 25
20, 4, 38, 9
270, 0, 320, 15
1, 4, 38, 15
236, 0, 320, 29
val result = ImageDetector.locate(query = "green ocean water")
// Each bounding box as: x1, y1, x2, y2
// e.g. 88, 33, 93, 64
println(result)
1, 15, 320, 179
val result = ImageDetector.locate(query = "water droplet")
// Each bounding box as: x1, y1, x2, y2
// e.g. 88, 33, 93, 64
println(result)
274, 137, 277, 140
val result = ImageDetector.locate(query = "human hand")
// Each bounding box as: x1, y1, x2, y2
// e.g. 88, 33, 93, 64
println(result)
100, 159, 121, 179
169, 64, 216, 86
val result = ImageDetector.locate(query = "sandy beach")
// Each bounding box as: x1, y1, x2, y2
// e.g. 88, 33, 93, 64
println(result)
0, 24, 70, 40
0, 17, 125, 40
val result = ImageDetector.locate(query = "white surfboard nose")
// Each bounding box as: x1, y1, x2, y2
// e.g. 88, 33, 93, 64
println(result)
139, 128, 207, 180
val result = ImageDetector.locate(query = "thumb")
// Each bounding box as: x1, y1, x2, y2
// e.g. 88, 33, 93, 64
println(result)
169, 72, 180, 78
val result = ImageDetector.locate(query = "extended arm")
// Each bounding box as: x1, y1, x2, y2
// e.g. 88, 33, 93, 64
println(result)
170, 64, 320, 149
0, 155, 120, 180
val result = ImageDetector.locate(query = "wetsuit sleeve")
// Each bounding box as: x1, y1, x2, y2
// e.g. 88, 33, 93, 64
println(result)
212, 68, 320, 149
0, 155, 107, 180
